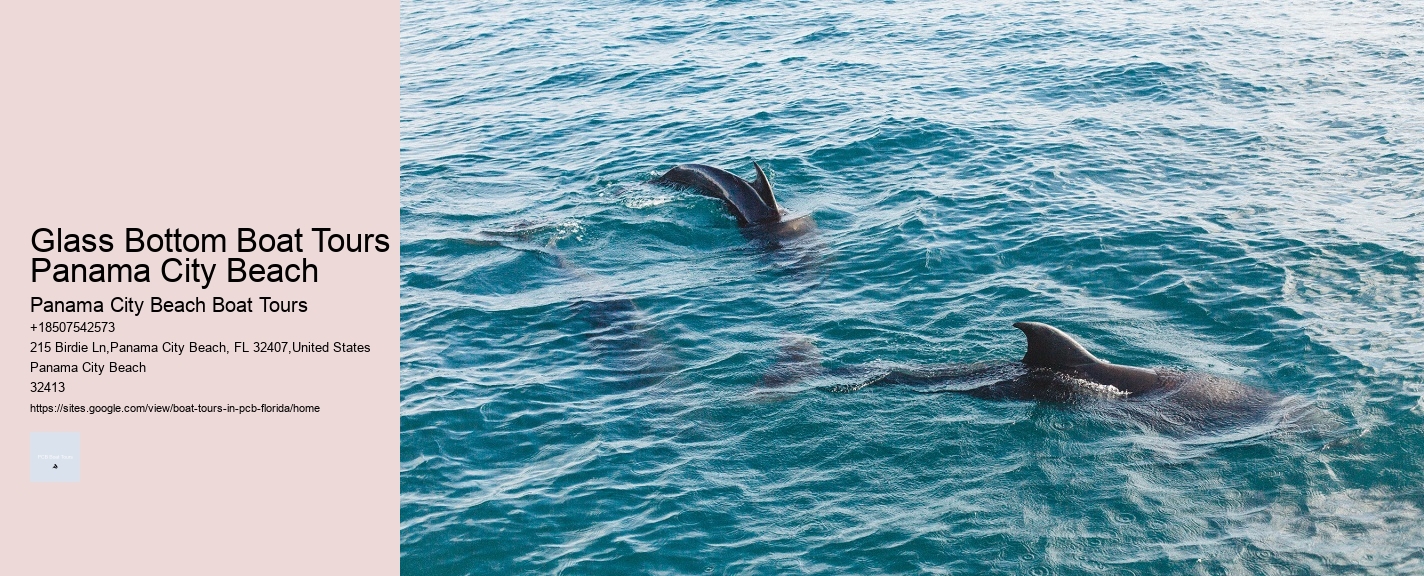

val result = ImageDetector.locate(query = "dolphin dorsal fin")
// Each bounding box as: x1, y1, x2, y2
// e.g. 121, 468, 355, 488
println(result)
1014, 322, 1103, 368
750, 161, 778, 212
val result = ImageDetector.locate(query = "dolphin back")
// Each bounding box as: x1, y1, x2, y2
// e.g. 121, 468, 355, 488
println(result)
656, 163, 782, 225
1014, 321, 1160, 395
1014, 322, 1102, 368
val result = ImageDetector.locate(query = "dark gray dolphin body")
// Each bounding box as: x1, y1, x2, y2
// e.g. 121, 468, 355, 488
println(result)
654, 163, 816, 241
1002, 322, 1275, 409
823, 321, 1286, 433
656, 162, 780, 225
1001, 321, 1170, 399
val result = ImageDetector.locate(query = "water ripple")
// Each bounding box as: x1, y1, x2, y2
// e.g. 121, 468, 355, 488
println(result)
403, 0, 1424, 573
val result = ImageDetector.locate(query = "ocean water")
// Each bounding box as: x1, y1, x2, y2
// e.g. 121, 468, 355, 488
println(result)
400, 1, 1424, 573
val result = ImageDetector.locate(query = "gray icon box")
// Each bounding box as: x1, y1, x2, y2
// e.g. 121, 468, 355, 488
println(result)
31, 432, 81, 482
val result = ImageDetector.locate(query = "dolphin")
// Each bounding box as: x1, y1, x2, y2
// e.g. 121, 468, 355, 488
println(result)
985, 322, 1277, 410
793, 321, 1289, 434
462, 227, 675, 389
654, 163, 815, 240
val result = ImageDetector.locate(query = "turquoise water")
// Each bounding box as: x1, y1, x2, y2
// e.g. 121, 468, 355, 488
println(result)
400, 1, 1424, 573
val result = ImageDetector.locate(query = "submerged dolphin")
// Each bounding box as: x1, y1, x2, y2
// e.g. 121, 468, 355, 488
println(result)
784, 322, 1288, 433
654, 163, 815, 240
